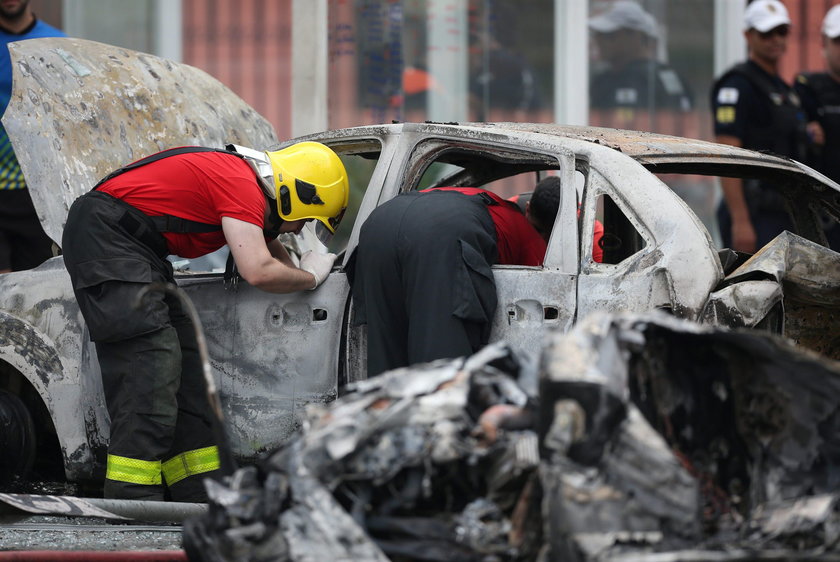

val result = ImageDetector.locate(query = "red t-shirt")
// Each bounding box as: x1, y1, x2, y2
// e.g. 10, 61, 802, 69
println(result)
592, 220, 604, 263
98, 150, 266, 258
428, 187, 546, 266
508, 192, 604, 263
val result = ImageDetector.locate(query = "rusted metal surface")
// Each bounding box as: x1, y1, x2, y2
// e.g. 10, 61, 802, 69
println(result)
173, 273, 349, 459
785, 300, 840, 360
2, 37, 279, 246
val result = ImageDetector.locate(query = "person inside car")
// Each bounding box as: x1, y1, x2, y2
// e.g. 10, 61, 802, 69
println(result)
349, 181, 560, 377
510, 175, 604, 262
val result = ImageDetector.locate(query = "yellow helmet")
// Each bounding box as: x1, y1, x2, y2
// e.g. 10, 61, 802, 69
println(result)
265, 142, 349, 233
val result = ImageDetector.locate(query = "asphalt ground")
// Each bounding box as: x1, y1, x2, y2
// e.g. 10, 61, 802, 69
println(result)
0, 514, 184, 554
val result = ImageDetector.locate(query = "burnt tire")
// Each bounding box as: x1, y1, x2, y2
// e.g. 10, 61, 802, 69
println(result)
0, 389, 37, 484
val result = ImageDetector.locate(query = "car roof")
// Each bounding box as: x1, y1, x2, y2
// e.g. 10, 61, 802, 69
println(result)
306, 121, 836, 182
298, 122, 840, 219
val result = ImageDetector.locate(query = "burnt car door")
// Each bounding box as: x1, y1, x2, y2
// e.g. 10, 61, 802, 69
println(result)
574, 145, 723, 321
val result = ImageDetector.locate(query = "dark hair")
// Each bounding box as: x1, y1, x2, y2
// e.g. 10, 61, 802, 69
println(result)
530, 176, 562, 232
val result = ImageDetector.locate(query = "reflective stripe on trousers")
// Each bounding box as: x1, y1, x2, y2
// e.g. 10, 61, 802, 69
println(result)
162, 446, 220, 485
106, 445, 220, 487
105, 454, 162, 486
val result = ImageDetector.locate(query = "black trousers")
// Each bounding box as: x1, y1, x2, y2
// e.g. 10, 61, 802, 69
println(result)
62, 192, 220, 501
0, 188, 54, 271
351, 190, 499, 377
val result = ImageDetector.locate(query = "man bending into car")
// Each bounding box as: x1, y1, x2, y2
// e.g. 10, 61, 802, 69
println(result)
62, 142, 348, 502
349, 178, 562, 378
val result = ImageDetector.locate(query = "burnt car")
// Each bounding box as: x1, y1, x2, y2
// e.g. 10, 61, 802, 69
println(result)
0, 38, 838, 489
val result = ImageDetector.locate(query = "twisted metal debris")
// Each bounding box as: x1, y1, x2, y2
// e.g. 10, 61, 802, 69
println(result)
183, 312, 840, 561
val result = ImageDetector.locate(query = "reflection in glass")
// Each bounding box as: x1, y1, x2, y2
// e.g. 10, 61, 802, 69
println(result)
588, 0, 719, 245
328, 0, 553, 127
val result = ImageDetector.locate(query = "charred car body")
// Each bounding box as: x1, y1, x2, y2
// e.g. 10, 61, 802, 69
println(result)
183, 312, 840, 561
0, 38, 838, 488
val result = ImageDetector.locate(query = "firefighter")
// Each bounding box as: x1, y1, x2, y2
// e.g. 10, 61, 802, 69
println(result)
62, 142, 348, 502
349, 186, 552, 377
510, 176, 605, 263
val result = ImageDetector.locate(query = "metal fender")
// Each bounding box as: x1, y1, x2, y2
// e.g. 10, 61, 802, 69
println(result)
0, 311, 106, 481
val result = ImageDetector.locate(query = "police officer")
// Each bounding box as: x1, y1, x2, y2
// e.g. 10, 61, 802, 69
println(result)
793, 5, 840, 250
62, 142, 348, 501
350, 186, 551, 377
589, 0, 693, 112
711, 0, 807, 253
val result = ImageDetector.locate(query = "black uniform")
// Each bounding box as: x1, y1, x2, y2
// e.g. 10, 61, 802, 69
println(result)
591, 58, 693, 111
350, 190, 499, 377
350, 188, 548, 377
711, 60, 808, 248
794, 71, 840, 250
0, 188, 54, 270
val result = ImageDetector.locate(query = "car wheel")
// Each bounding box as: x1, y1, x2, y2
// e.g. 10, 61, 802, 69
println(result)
0, 389, 37, 483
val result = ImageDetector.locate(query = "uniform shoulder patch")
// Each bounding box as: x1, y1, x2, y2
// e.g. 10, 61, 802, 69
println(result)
615, 88, 638, 105
658, 68, 684, 95
717, 87, 739, 105
716, 106, 736, 124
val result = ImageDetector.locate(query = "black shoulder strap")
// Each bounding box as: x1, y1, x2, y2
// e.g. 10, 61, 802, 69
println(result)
476, 191, 499, 206
93, 146, 242, 190
728, 62, 780, 98
93, 146, 247, 234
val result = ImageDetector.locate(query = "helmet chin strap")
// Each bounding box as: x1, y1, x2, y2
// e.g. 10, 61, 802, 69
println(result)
264, 195, 285, 234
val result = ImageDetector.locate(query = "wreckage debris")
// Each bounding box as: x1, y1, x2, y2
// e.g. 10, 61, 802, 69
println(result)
183, 312, 840, 561
183, 345, 539, 561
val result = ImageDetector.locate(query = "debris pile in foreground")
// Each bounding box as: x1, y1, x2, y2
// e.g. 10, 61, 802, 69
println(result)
183, 312, 840, 561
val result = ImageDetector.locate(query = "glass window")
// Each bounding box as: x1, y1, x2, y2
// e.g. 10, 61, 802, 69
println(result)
64, 0, 157, 53
406, 140, 559, 193
328, 0, 553, 128
325, 146, 381, 255
588, 0, 719, 244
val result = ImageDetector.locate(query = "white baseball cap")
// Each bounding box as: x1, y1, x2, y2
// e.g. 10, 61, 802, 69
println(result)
744, 0, 791, 33
589, 1, 658, 38
822, 5, 840, 39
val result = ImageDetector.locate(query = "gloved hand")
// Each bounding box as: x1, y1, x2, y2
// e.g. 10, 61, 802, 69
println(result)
299, 250, 337, 290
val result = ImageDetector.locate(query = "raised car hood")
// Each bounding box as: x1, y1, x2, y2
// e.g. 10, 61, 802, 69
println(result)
1, 37, 279, 246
